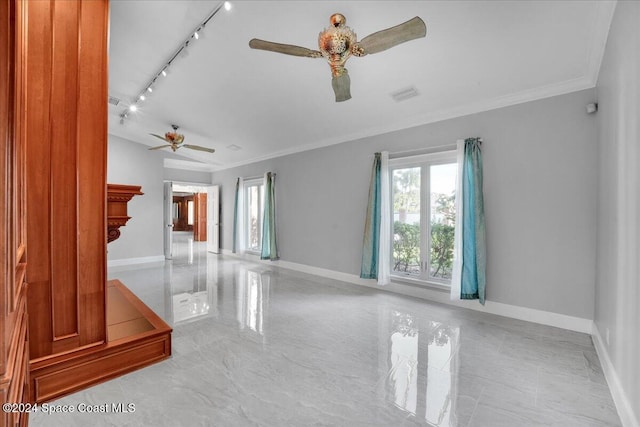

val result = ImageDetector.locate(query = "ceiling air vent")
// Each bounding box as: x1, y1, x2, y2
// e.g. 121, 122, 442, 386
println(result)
108, 96, 121, 106
390, 86, 419, 102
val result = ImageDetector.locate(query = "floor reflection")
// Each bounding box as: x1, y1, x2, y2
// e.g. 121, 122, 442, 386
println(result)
426, 322, 459, 426
387, 311, 419, 414
167, 232, 219, 324
236, 266, 270, 336
381, 309, 460, 425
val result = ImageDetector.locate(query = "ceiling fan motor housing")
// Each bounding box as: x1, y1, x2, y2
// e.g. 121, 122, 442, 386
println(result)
318, 13, 358, 77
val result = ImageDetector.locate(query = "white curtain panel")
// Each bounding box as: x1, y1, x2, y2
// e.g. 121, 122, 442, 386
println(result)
450, 141, 464, 300
236, 177, 246, 255
378, 151, 391, 285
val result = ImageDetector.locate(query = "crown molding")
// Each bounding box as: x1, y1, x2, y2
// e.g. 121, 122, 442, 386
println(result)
586, 1, 617, 86
211, 75, 596, 172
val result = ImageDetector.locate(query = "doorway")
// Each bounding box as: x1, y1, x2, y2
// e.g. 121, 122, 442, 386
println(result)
164, 182, 220, 260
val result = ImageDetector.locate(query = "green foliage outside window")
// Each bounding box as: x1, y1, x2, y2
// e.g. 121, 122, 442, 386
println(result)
393, 192, 456, 279
430, 222, 455, 278
393, 221, 420, 273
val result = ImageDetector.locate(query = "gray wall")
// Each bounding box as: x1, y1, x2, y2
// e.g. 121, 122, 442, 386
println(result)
595, 0, 640, 423
164, 167, 212, 184
107, 135, 212, 261
213, 88, 598, 320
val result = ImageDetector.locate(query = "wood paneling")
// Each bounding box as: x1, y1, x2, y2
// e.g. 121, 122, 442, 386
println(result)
1, 0, 30, 424
24, 0, 54, 359
30, 280, 172, 403
33, 337, 170, 403
194, 193, 208, 242
76, 0, 110, 350
25, 0, 109, 360
49, 0, 80, 342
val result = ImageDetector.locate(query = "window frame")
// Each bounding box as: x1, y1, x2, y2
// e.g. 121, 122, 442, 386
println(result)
388, 150, 457, 287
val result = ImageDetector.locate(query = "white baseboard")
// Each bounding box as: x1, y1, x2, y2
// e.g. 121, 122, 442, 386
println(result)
221, 250, 593, 334
107, 255, 165, 268
592, 324, 640, 427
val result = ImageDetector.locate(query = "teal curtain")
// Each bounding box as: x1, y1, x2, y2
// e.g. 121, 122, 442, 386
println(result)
232, 178, 240, 253
260, 172, 278, 260
460, 138, 486, 304
360, 153, 381, 279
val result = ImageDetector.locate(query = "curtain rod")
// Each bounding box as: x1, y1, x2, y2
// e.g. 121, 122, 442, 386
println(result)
389, 143, 456, 158
456, 137, 483, 144
242, 173, 276, 181
388, 138, 483, 159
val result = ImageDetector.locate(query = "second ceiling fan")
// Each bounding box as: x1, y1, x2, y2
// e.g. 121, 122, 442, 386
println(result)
148, 125, 215, 153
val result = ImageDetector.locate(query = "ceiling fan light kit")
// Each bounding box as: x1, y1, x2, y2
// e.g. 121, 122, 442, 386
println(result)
249, 13, 426, 102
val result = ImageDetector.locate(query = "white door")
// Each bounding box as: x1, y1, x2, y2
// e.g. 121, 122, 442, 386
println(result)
207, 185, 220, 253
163, 181, 173, 260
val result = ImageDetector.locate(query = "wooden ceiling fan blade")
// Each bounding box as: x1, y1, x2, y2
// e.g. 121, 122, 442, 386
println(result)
183, 144, 215, 153
150, 133, 168, 142
358, 17, 426, 56
249, 38, 322, 58
331, 71, 351, 102
148, 145, 171, 150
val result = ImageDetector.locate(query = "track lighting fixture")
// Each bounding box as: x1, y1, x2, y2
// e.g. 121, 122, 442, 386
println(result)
118, 1, 230, 124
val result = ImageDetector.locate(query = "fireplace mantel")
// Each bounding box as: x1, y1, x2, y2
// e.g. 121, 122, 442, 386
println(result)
107, 184, 143, 243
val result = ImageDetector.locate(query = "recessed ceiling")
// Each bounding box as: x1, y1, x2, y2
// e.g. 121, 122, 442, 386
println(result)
108, 1, 615, 170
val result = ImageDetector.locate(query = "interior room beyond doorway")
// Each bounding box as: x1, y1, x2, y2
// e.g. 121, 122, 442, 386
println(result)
172, 183, 210, 242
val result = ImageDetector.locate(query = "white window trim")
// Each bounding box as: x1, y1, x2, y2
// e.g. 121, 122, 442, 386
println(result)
244, 178, 264, 255
388, 149, 457, 287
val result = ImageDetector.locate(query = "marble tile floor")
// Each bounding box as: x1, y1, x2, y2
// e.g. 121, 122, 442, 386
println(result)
30, 233, 621, 426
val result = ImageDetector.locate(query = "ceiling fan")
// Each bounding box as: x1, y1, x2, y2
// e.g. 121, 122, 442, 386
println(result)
148, 125, 215, 153
249, 13, 426, 102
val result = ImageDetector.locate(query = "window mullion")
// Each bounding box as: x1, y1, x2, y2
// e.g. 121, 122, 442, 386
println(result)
258, 189, 263, 249
421, 164, 430, 280
245, 189, 250, 249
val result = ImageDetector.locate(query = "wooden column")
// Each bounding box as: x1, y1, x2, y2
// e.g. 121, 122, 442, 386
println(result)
24, 0, 109, 362
5, 0, 171, 405
21, 1, 173, 403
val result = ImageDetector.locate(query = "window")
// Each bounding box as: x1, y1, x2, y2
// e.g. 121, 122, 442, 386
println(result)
187, 200, 194, 225
173, 202, 179, 219
390, 151, 457, 285
244, 179, 264, 253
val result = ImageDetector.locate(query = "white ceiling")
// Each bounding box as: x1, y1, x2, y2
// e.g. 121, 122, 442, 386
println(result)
108, 1, 615, 170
